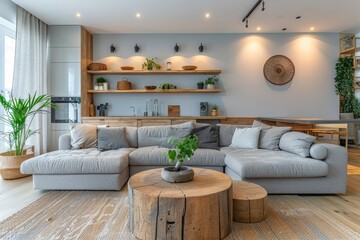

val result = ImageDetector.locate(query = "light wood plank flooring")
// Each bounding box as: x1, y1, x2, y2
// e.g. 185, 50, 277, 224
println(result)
0, 148, 360, 234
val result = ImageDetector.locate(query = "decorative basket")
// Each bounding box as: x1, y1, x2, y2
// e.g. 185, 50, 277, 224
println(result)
117, 80, 132, 90
87, 63, 107, 71
0, 146, 34, 180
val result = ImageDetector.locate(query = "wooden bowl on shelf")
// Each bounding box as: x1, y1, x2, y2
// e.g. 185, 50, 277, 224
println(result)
182, 65, 197, 70
145, 86, 157, 90
121, 66, 134, 70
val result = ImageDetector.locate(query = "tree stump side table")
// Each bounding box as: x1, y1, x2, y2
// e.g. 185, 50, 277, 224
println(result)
128, 168, 233, 240
232, 181, 268, 223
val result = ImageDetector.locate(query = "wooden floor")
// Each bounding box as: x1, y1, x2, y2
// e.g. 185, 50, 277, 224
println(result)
0, 148, 360, 234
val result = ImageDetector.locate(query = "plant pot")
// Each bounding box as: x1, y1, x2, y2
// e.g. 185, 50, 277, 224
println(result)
207, 84, 216, 89
161, 166, 194, 183
197, 83, 204, 89
0, 146, 34, 180
212, 110, 218, 116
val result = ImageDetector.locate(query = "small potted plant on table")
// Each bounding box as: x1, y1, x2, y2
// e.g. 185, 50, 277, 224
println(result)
161, 134, 199, 183
212, 104, 219, 116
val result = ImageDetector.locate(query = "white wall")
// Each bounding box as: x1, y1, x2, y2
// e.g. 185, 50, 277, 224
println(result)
93, 33, 339, 118
0, 0, 17, 24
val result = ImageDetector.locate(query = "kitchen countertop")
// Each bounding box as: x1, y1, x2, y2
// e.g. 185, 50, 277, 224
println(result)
82, 116, 227, 120
259, 117, 360, 124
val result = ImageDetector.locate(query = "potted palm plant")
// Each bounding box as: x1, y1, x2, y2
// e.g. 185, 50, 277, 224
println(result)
161, 134, 199, 183
0, 92, 53, 180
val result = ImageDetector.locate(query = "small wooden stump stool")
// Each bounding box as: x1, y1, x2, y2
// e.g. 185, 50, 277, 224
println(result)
232, 181, 268, 223
128, 168, 233, 240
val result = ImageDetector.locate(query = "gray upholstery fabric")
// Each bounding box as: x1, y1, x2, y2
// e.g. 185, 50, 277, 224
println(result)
230, 127, 261, 149
217, 124, 251, 147
225, 143, 348, 194
126, 127, 138, 148
32, 171, 128, 190
221, 147, 328, 178
138, 122, 193, 147
129, 146, 226, 166
159, 127, 193, 148
130, 166, 224, 177
21, 148, 135, 174
279, 132, 316, 157
190, 125, 220, 150
59, 134, 71, 150
97, 127, 129, 151
70, 124, 97, 149
310, 143, 328, 160
252, 120, 291, 150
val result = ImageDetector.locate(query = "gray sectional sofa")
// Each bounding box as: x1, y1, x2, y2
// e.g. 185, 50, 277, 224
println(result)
20, 121, 348, 194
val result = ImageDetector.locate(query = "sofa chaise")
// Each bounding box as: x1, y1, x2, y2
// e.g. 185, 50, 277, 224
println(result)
20, 121, 348, 194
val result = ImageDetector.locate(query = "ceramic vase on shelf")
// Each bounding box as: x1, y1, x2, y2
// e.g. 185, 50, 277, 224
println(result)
207, 84, 216, 89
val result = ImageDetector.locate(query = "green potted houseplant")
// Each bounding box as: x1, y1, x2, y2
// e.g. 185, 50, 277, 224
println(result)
204, 75, 219, 89
96, 77, 107, 90
211, 104, 219, 116
0, 92, 53, 179
142, 57, 161, 71
161, 134, 199, 183
197, 81, 204, 89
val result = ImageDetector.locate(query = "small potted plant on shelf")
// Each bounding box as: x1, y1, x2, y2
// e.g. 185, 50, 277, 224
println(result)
197, 81, 204, 89
142, 57, 161, 71
159, 82, 177, 89
0, 91, 53, 179
96, 77, 107, 90
211, 104, 219, 116
161, 134, 199, 183
204, 75, 219, 89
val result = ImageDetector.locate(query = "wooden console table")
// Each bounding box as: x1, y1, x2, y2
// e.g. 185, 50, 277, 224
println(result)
128, 168, 232, 240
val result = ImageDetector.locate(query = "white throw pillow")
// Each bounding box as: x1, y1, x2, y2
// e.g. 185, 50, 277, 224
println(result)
230, 127, 261, 149
310, 143, 328, 160
70, 124, 98, 149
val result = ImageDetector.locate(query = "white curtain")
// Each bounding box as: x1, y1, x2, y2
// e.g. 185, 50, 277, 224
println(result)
12, 7, 48, 155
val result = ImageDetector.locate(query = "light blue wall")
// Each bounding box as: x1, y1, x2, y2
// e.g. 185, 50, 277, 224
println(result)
93, 33, 339, 118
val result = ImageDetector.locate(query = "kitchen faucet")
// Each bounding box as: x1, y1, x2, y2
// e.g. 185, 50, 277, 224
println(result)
153, 99, 159, 116
130, 106, 136, 116
145, 98, 153, 116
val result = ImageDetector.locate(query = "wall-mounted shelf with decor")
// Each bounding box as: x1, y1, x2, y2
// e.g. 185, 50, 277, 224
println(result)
88, 89, 222, 94
87, 70, 222, 75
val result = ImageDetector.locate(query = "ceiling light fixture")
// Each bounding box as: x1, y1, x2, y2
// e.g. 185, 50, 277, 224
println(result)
199, 43, 204, 53
134, 44, 140, 53
205, 13, 210, 18
242, 0, 265, 28
282, 28, 287, 31
110, 44, 116, 53
136, 13, 141, 18
296, 16, 301, 19
174, 43, 179, 52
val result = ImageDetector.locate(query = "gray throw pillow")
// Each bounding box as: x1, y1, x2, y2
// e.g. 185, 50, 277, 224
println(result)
279, 132, 316, 157
97, 127, 129, 151
252, 120, 291, 150
217, 124, 250, 147
310, 143, 328, 160
70, 124, 97, 149
160, 127, 192, 148
190, 125, 220, 150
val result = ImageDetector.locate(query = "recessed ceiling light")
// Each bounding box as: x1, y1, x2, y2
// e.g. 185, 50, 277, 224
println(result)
76, 13, 81, 18
296, 16, 301, 19
310, 27, 314, 31
136, 13, 141, 18
205, 13, 210, 18
256, 27, 261, 31
282, 28, 287, 31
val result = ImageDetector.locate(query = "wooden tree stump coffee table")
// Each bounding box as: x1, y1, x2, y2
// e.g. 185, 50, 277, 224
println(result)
128, 168, 233, 240
232, 181, 268, 223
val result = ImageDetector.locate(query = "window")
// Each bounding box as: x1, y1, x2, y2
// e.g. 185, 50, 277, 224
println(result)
0, 18, 16, 151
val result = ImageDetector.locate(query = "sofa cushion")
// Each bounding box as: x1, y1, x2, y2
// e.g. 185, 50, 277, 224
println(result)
129, 146, 225, 166
221, 147, 328, 178
190, 125, 219, 150
217, 124, 251, 147
125, 127, 138, 148
21, 148, 134, 174
310, 143, 328, 160
279, 132, 316, 157
70, 124, 97, 149
252, 120, 291, 150
138, 122, 193, 147
230, 127, 261, 149
98, 127, 129, 151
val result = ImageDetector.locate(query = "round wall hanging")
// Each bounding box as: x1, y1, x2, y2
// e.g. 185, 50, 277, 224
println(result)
263, 55, 295, 85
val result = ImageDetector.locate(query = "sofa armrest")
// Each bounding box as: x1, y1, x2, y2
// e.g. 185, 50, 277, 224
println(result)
321, 143, 347, 186
59, 134, 71, 150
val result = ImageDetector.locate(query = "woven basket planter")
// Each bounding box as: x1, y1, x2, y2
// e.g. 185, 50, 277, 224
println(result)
0, 146, 34, 180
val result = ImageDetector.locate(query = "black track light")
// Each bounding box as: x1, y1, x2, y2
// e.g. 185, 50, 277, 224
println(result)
262, 0, 265, 11
174, 43, 179, 52
110, 44, 116, 53
134, 44, 140, 53
246, 19, 248, 28
199, 43, 204, 52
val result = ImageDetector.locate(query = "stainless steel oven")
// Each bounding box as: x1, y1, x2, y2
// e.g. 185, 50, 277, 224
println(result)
51, 97, 81, 123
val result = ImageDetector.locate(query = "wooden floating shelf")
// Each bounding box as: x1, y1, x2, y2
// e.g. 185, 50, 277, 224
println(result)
87, 70, 222, 75
88, 89, 222, 94
340, 47, 360, 55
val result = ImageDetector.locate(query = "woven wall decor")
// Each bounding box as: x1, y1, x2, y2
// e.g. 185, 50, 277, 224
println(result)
263, 55, 295, 85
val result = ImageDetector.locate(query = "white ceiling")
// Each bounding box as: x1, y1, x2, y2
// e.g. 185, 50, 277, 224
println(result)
11, 0, 360, 34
